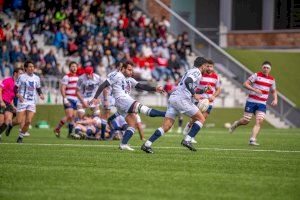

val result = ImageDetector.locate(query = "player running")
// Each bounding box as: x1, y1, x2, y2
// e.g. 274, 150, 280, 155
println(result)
141, 57, 209, 153
15, 61, 44, 143
229, 61, 278, 146
183, 59, 221, 143
0, 67, 23, 142
91, 61, 166, 151
54, 61, 79, 137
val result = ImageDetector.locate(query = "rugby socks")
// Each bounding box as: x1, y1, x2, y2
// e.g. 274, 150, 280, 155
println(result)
56, 120, 65, 130
74, 126, 81, 134
68, 123, 74, 135
5, 123, 13, 136
121, 127, 135, 145
185, 121, 203, 142
148, 109, 166, 117
145, 127, 164, 147
0, 123, 7, 134
107, 113, 119, 124
101, 120, 107, 140
178, 116, 183, 128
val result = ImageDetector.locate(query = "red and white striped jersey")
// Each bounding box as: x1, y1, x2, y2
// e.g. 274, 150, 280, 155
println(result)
61, 73, 79, 100
247, 72, 276, 105
195, 72, 221, 105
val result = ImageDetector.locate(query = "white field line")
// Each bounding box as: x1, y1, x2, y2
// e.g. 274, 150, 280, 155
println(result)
1, 143, 299, 153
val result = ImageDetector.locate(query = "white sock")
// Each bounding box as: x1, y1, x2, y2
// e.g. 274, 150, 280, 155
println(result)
185, 135, 192, 142
250, 137, 256, 142
19, 132, 25, 138
145, 140, 152, 147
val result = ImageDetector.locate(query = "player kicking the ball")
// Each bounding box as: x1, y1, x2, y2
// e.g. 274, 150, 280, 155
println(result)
229, 61, 278, 146
91, 61, 166, 151
141, 57, 209, 153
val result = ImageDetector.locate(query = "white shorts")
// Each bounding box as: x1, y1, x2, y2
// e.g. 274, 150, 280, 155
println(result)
165, 95, 199, 120
115, 96, 135, 115
17, 103, 36, 113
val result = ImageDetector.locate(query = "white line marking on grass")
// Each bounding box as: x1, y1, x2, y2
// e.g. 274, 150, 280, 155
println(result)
1, 143, 299, 153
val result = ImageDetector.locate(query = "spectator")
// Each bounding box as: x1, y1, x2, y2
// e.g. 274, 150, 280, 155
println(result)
101, 49, 115, 74
0, 45, 13, 77
44, 49, 57, 68
168, 53, 182, 81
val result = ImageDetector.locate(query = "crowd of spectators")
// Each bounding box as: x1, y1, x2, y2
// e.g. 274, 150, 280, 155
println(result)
1, 0, 194, 85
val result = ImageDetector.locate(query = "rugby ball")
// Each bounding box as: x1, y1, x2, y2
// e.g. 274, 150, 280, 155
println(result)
197, 99, 210, 113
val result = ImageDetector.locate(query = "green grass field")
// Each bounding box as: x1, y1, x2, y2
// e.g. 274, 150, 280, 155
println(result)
1, 126, 299, 200
226, 49, 300, 107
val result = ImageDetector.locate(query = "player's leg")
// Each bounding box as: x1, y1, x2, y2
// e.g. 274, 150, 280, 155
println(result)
181, 108, 205, 151
77, 103, 85, 119
229, 101, 254, 133
249, 113, 264, 146
119, 113, 137, 151
141, 117, 175, 154
135, 114, 145, 140
1, 110, 14, 138
54, 99, 76, 136
16, 110, 27, 143
93, 107, 107, 140
249, 104, 266, 145
86, 126, 96, 140
141, 104, 177, 153
134, 102, 166, 117
177, 114, 183, 133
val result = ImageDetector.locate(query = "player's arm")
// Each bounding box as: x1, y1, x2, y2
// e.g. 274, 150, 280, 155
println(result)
36, 87, 44, 100
102, 87, 109, 107
135, 83, 165, 94
210, 86, 221, 102
93, 80, 110, 99
14, 85, 24, 103
76, 87, 86, 105
243, 80, 262, 94
60, 84, 70, 105
271, 86, 278, 106
185, 77, 195, 95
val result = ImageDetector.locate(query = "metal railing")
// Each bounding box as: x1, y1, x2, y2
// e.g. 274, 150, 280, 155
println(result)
140, 0, 300, 127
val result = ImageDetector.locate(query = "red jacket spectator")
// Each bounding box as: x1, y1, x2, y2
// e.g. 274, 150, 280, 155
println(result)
0, 27, 5, 41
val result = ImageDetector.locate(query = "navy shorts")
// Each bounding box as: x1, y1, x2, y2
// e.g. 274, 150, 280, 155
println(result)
64, 99, 78, 110
244, 101, 266, 114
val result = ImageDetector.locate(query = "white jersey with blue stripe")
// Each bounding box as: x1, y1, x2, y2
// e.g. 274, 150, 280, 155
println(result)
107, 71, 138, 99
172, 67, 202, 100
16, 73, 41, 104
77, 73, 104, 99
